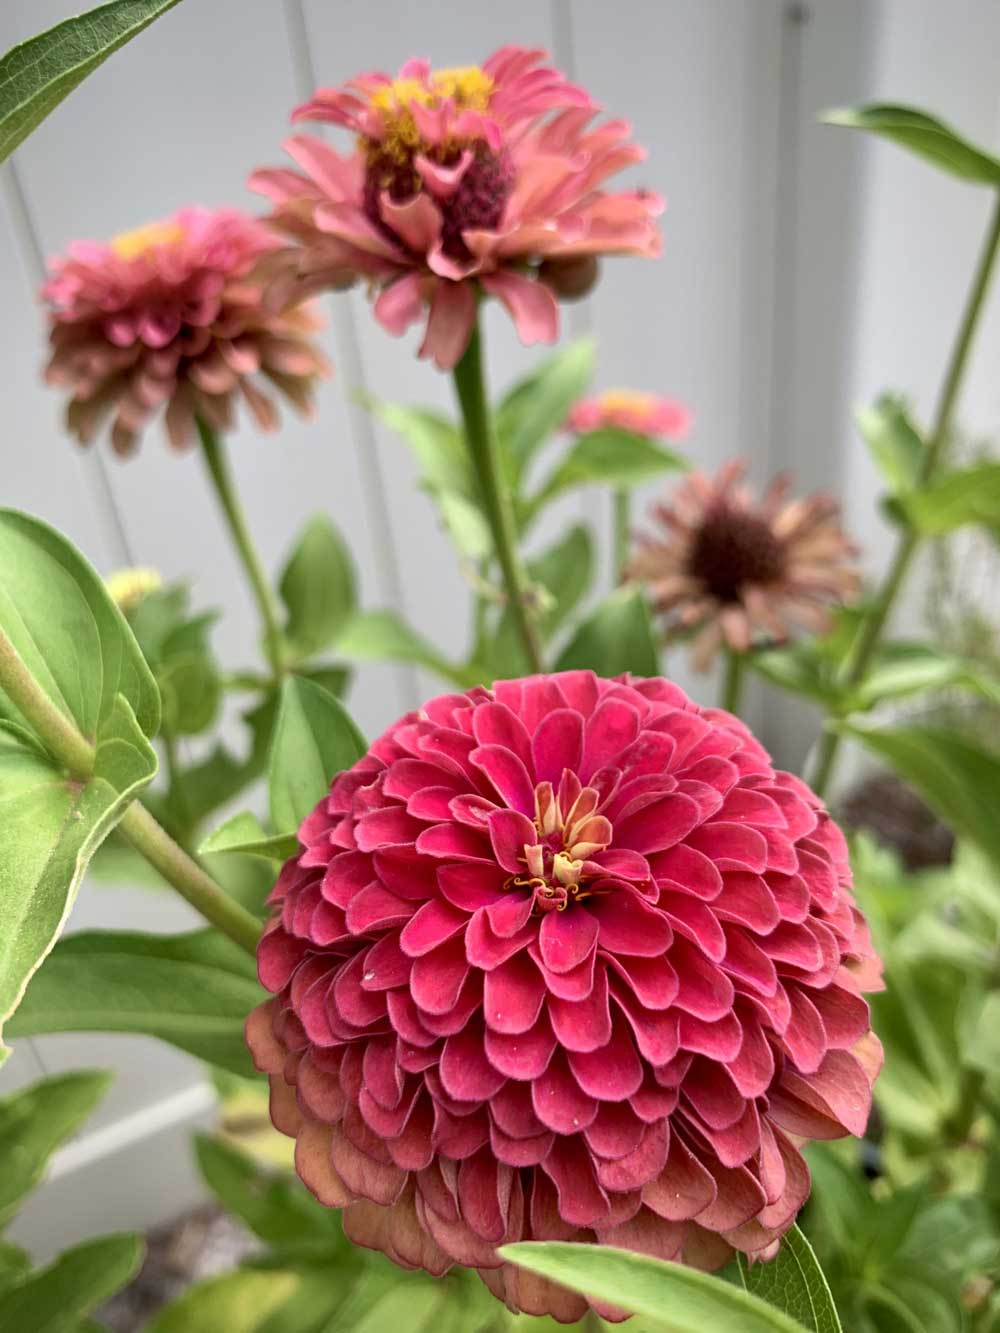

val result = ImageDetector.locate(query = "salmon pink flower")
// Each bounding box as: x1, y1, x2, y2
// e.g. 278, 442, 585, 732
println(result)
250, 48, 663, 371
42, 207, 330, 455
568, 389, 692, 440
629, 461, 861, 671
247, 670, 881, 1322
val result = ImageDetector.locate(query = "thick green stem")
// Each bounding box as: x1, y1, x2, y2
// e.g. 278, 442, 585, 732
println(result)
197, 419, 285, 684
452, 321, 543, 673
0, 626, 261, 956
812, 191, 1000, 797
612, 489, 630, 585
720, 647, 746, 716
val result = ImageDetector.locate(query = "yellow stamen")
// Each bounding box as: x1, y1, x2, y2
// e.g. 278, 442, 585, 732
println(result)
111, 220, 184, 260
598, 389, 657, 415
367, 65, 494, 165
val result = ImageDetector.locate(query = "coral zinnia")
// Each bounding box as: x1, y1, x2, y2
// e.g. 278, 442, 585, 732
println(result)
247, 670, 881, 1322
629, 461, 860, 671
250, 48, 663, 371
567, 389, 692, 440
42, 207, 330, 455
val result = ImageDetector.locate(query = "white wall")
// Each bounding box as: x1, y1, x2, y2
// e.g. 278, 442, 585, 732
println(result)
1, 0, 998, 1250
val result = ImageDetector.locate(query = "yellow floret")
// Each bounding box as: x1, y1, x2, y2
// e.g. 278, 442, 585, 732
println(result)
110, 220, 184, 260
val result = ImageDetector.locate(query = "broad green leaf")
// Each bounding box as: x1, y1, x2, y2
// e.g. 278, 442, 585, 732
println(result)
898, 462, 1000, 539
496, 339, 595, 481
823, 104, 1000, 185
436, 490, 492, 563
0, 0, 183, 161
163, 690, 274, 832
199, 811, 298, 864
371, 403, 474, 500
279, 516, 357, 661
194, 1135, 341, 1247
501, 1242, 809, 1332
8, 928, 262, 1076
156, 611, 221, 736
0, 695, 157, 1064
337, 609, 469, 686
963, 990, 1000, 1076
269, 677, 365, 834
857, 396, 925, 494
145, 1268, 300, 1333
0, 1243, 30, 1299
0, 507, 158, 742
855, 643, 976, 706
490, 524, 595, 675
0, 1071, 110, 1228
844, 720, 1000, 873
0, 1233, 143, 1332
556, 587, 659, 677
738, 1226, 842, 1332
530, 427, 687, 516
350, 1282, 449, 1333
748, 646, 839, 707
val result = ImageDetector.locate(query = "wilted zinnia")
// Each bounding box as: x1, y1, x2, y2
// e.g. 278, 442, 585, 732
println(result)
567, 389, 692, 441
250, 48, 663, 370
42, 207, 329, 455
629, 461, 860, 670
248, 670, 881, 1322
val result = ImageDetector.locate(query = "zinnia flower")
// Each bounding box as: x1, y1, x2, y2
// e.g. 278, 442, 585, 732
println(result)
629, 461, 860, 671
250, 48, 663, 371
567, 389, 692, 440
42, 207, 330, 455
247, 670, 881, 1322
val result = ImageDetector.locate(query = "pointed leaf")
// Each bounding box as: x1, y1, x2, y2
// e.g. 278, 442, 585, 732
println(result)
279, 516, 358, 660
823, 104, 1000, 185
145, 1270, 302, 1333
337, 609, 468, 685
268, 677, 365, 834
199, 811, 298, 863
496, 339, 595, 481
738, 1226, 842, 1332
898, 462, 1000, 539
0, 1233, 143, 1331
195, 1135, 341, 1246
857, 396, 925, 494
531, 427, 687, 516
556, 586, 659, 677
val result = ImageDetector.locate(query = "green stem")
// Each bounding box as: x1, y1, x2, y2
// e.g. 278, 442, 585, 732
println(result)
720, 647, 746, 716
811, 191, 1000, 797
612, 489, 630, 585
452, 320, 543, 674
0, 626, 261, 956
196, 418, 285, 685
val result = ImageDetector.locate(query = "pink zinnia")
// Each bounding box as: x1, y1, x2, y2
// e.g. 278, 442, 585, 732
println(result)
250, 48, 663, 371
42, 207, 330, 455
568, 389, 692, 440
247, 671, 882, 1322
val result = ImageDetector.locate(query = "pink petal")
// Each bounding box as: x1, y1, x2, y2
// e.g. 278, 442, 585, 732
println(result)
374, 273, 426, 336
418, 279, 477, 370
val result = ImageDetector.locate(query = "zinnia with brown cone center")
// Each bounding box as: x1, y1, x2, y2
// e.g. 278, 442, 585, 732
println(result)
247, 669, 881, 1323
42, 207, 330, 455
628, 461, 860, 671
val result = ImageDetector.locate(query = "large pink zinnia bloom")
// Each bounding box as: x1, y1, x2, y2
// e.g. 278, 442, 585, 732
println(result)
42, 207, 330, 455
248, 671, 882, 1321
250, 48, 663, 370
567, 388, 692, 440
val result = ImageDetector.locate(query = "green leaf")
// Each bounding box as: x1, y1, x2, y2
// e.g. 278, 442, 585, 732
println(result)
0, 0, 183, 161
279, 516, 358, 661
0, 695, 157, 1064
495, 339, 595, 482
748, 645, 839, 707
144, 1268, 300, 1333
489, 524, 595, 675
0, 1233, 143, 1332
556, 587, 659, 677
856, 396, 925, 494
199, 811, 298, 863
844, 720, 1000, 873
0, 1071, 111, 1229
371, 403, 474, 499
738, 1226, 843, 1333
194, 1135, 341, 1247
822, 104, 1000, 185
163, 691, 274, 833
898, 462, 1000, 539
436, 490, 493, 563
268, 677, 365, 834
157, 611, 221, 737
530, 427, 687, 516
501, 1243, 809, 1332
8, 928, 262, 1077
0, 509, 159, 741
337, 609, 469, 685
962, 989, 1000, 1076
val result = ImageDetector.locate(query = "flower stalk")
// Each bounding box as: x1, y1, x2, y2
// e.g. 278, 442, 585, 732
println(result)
196, 418, 286, 685
0, 625, 261, 956
612, 489, 630, 584
452, 317, 543, 673
720, 647, 746, 716
811, 190, 1000, 797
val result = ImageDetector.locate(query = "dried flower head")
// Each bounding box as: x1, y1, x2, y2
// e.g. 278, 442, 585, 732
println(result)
248, 670, 881, 1322
629, 461, 860, 670
251, 48, 662, 370
568, 389, 692, 440
42, 207, 330, 455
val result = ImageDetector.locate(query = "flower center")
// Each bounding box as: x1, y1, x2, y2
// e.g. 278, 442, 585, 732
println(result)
110, 220, 184, 260
508, 779, 613, 912
368, 65, 495, 163
599, 389, 657, 415
687, 503, 786, 603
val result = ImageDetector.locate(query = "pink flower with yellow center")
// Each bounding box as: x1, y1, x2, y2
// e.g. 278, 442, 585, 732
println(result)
247, 670, 881, 1322
568, 389, 692, 440
42, 207, 330, 455
251, 48, 663, 371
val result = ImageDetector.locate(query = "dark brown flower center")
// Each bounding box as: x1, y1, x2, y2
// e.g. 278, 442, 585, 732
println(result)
687, 503, 786, 603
